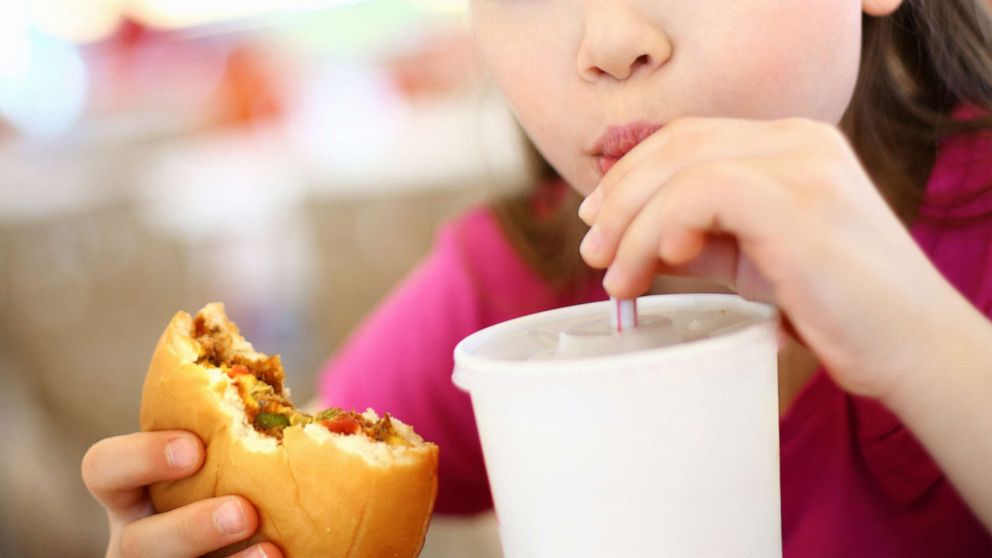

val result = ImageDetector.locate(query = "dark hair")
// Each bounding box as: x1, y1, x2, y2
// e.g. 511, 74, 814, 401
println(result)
494, 0, 992, 287
845, 0, 992, 221
489, 138, 590, 290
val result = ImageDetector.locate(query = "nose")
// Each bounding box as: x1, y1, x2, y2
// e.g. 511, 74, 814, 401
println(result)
576, 2, 673, 82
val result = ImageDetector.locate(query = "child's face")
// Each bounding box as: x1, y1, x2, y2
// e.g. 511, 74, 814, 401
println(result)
469, 0, 890, 195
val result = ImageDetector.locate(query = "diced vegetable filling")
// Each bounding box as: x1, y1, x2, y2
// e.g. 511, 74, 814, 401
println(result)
193, 314, 409, 446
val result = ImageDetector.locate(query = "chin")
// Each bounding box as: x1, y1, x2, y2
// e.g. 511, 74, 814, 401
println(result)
557, 165, 597, 196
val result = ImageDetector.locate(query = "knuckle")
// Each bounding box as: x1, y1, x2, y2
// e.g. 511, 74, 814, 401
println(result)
798, 147, 845, 191
664, 116, 697, 138
180, 504, 211, 548
810, 121, 849, 152
665, 118, 714, 148
665, 160, 744, 209
777, 118, 849, 153
594, 206, 624, 241
684, 159, 735, 183
792, 144, 826, 170
656, 136, 702, 165
774, 117, 814, 134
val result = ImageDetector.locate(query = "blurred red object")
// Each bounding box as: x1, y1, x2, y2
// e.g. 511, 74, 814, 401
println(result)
85, 18, 228, 115
207, 45, 284, 127
386, 32, 480, 101
81, 17, 283, 130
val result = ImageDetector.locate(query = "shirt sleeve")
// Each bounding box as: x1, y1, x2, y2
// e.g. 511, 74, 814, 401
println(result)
317, 213, 493, 515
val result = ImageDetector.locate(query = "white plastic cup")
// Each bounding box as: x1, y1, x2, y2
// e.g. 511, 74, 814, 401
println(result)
452, 294, 781, 558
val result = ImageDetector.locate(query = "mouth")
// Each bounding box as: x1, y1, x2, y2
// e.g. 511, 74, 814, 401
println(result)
591, 122, 664, 175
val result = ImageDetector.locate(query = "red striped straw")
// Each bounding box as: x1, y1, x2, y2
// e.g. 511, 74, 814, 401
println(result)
610, 297, 638, 333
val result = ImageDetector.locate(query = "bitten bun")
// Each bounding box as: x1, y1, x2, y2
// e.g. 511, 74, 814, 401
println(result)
140, 303, 439, 557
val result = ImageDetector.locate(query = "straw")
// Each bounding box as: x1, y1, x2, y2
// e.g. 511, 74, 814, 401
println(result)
610, 297, 638, 333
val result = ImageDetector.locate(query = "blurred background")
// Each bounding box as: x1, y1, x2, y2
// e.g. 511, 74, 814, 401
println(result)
0, 0, 520, 555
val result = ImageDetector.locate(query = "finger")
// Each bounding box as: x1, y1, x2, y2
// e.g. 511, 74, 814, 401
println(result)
594, 117, 733, 202
227, 543, 285, 558
582, 119, 794, 269
653, 235, 776, 303
603, 159, 785, 298
653, 160, 788, 268
599, 117, 816, 198
117, 496, 258, 558
577, 187, 603, 225
650, 234, 743, 289
604, 191, 723, 299
83, 431, 204, 517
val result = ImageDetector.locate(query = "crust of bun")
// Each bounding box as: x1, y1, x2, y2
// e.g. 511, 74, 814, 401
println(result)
140, 305, 439, 558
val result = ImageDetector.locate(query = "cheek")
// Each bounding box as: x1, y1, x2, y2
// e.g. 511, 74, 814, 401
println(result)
475, 37, 556, 124
470, 3, 569, 108
689, 0, 863, 124
470, 8, 591, 190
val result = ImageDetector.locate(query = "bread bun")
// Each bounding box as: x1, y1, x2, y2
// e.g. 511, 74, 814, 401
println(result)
141, 303, 438, 557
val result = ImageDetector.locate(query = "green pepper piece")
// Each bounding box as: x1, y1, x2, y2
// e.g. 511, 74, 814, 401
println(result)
315, 408, 342, 421
254, 412, 291, 431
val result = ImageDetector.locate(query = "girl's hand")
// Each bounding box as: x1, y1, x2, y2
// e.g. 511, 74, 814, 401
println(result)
82, 431, 283, 558
578, 117, 977, 402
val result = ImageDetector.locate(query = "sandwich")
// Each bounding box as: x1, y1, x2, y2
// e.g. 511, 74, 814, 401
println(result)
140, 303, 438, 557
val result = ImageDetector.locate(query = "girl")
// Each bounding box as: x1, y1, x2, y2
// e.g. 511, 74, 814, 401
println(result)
83, 1, 992, 556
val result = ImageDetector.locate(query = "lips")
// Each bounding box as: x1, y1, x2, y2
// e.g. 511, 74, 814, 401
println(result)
592, 122, 663, 175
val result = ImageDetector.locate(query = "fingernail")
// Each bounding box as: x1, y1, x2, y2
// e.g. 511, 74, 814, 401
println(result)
249, 544, 270, 558
580, 226, 603, 258
578, 188, 602, 223
166, 437, 198, 469
214, 499, 247, 535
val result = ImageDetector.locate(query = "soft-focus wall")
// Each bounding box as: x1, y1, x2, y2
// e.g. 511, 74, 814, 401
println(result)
0, 1, 512, 556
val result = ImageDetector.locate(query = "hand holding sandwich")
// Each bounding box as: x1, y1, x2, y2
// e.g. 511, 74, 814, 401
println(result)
82, 430, 282, 558
83, 303, 438, 558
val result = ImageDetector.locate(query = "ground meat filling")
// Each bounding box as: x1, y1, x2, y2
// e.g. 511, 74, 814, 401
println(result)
192, 314, 406, 445
193, 316, 285, 392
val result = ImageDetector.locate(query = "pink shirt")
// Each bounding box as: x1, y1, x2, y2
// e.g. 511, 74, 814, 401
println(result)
320, 127, 992, 555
